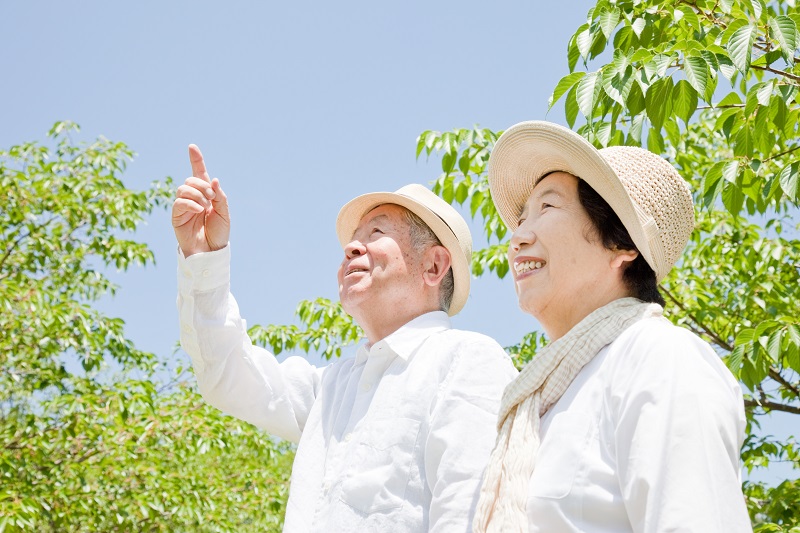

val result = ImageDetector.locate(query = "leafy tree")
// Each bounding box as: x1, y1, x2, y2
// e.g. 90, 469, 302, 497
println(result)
413, 1, 800, 530
0, 124, 293, 531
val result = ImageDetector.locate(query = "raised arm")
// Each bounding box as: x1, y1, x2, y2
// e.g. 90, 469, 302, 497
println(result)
174, 145, 322, 442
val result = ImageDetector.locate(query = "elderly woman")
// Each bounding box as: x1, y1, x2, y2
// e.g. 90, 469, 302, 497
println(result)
473, 121, 752, 533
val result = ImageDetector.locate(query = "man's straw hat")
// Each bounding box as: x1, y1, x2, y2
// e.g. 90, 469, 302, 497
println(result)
336, 184, 472, 315
488, 121, 694, 282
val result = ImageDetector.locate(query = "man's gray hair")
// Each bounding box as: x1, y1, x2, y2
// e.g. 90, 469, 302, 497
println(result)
401, 208, 455, 312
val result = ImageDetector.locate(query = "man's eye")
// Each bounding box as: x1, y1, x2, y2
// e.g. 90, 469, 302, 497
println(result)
517, 218, 526, 226
541, 203, 553, 210
372, 227, 383, 234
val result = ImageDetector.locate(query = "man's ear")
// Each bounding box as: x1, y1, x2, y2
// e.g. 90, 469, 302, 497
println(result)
422, 245, 451, 287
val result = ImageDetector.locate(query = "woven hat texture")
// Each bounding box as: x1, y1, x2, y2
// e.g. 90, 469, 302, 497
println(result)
488, 120, 694, 282
336, 184, 472, 315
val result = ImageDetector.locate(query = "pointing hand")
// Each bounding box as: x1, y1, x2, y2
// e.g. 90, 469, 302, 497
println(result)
171, 144, 231, 257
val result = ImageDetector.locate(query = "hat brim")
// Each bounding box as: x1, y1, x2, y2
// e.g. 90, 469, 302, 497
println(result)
336, 188, 470, 316
488, 121, 657, 277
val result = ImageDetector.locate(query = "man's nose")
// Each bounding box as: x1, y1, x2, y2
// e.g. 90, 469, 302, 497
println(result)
344, 240, 366, 259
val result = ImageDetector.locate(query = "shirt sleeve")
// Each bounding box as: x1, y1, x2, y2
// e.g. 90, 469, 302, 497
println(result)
423, 334, 519, 533
176, 245, 323, 443
611, 322, 752, 533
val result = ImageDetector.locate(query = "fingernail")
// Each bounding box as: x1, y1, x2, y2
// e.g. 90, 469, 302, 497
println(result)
205, 188, 215, 199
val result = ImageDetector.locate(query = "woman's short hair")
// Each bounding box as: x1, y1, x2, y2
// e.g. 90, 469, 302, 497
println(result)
577, 179, 665, 306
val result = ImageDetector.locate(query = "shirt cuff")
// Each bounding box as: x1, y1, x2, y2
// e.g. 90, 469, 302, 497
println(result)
177, 243, 231, 292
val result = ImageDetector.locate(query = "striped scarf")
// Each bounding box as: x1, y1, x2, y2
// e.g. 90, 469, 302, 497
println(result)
473, 297, 663, 532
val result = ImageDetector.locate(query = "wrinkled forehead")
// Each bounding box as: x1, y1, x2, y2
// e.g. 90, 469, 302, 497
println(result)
358, 203, 409, 226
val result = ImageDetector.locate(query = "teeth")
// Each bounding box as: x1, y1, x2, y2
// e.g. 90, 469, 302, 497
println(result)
515, 260, 544, 274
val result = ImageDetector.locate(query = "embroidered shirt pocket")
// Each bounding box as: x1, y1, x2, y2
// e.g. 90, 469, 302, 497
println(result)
529, 411, 593, 499
339, 417, 421, 513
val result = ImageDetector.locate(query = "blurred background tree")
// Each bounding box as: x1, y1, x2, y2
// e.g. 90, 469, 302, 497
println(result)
0, 124, 292, 531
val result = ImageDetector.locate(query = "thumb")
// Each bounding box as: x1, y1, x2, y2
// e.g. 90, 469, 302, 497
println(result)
209, 178, 230, 219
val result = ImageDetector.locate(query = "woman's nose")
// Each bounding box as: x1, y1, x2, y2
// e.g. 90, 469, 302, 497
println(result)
509, 221, 535, 252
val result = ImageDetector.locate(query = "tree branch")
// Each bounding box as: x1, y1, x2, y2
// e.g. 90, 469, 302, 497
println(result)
745, 398, 800, 415
662, 286, 734, 351
770, 367, 800, 397
764, 144, 800, 162
750, 64, 800, 83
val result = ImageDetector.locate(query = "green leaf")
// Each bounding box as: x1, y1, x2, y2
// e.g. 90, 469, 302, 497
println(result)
602, 63, 634, 106
702, 161, 725, 208
734, 125, 754, 157
778, 161, 800, 201
727, 24, 756, 74
727, 345, 745, 376
627, 81, 646, 116
756, 80, 773, 106
647, 125, 664, 153
722, 179, 745, 213
684, 56, 709, 96
577, 25, 593, 59
549, 72, 586, 109
628, 113, 645, 144
768, 15, 798, 64
736, 327, 756, 345
748, 0, 763, 21
645, 77, 674, 128
568, 32, 582, 72
565, 83, 580, 128
677, 6, 700, 31
632, 18, 646, 38
576, 71, 601, 118
767, 330, 782, 361
672, 80, 698, 124
717, 92, 743, 107
598, 8, 620, 40
441, 150, 456, 173
722, 159, 739, 184
717, 54, 737, 80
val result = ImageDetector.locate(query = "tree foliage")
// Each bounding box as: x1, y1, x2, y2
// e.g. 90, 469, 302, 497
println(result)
0, 124, 293, 531
414, 1, 800, 530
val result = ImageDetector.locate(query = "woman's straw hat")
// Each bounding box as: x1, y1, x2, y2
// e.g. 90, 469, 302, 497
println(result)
336, 184, 472, 315
488, 121, 694, 282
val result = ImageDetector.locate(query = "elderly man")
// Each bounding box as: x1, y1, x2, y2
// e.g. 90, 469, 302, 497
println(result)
173, 145, 517, 532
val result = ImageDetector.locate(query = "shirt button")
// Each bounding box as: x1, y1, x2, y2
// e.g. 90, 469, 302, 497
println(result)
343, 433, 353, 443
322, 480, 331, 492
202, 269, 211, 278
361, 382, 372, 392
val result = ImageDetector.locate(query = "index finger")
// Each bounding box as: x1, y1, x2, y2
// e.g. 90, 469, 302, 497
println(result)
188, 144, 211, 183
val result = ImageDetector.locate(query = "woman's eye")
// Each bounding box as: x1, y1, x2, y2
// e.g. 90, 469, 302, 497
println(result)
541, 203, 553, 210
372, 227, 383, 234
517, 218, 526, 226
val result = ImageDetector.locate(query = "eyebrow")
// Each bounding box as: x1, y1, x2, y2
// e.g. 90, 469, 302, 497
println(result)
531, 187, 563, 202
364, 214, 390, 225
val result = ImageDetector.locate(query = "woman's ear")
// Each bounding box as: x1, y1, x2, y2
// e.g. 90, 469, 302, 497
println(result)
422, 245, 452, 287
610, 248, 639, 271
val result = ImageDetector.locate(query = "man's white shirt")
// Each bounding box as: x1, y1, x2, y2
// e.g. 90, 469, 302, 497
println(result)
177, 245, 518, 532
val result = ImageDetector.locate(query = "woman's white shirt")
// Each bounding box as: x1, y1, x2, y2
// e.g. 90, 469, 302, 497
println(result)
528, 316, 752, 533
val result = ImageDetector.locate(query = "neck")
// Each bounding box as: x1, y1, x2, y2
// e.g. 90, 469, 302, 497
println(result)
541, 289, 634, 341
357, 305, 441, 345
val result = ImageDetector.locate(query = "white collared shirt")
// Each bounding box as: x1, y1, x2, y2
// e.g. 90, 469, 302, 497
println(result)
528, 317, 752, 533
177, 246, 518, 532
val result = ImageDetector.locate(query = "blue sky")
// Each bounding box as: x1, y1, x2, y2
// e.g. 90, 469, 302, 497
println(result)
1, 1, 792, 485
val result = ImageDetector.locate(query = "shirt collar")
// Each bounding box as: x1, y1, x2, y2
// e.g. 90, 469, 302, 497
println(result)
354, 311, 451, 365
